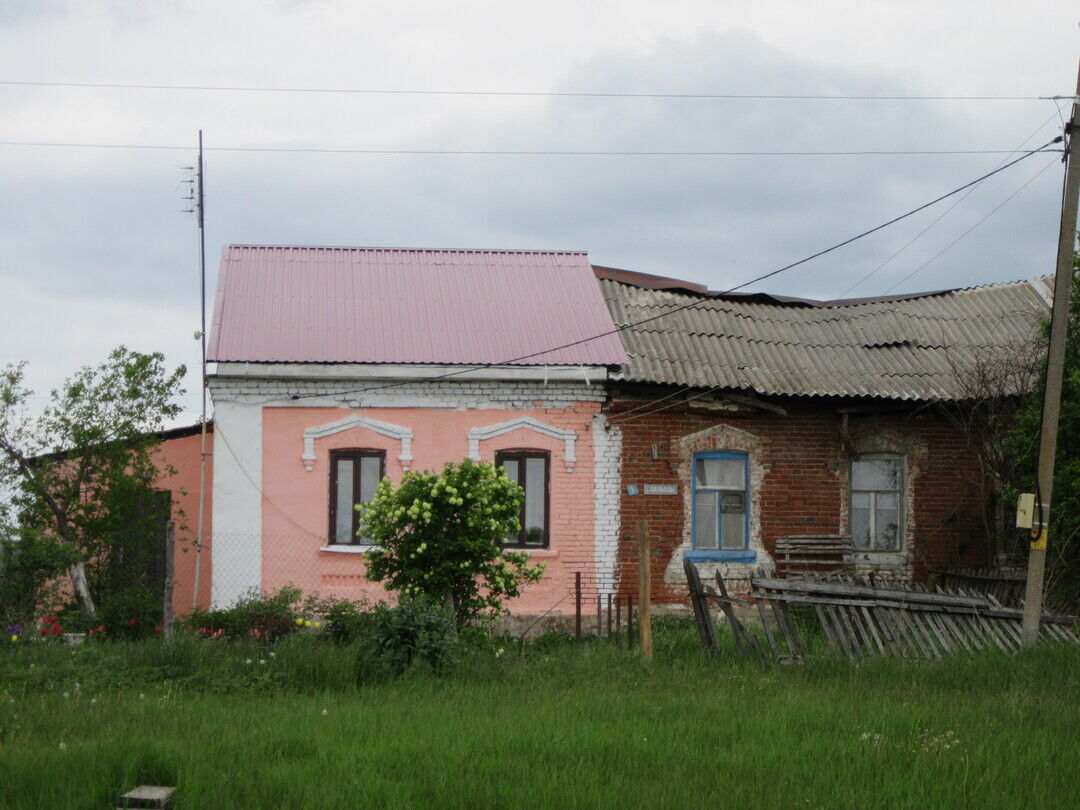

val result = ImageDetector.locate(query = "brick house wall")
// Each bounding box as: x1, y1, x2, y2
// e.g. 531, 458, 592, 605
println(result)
607, 393, 993, 605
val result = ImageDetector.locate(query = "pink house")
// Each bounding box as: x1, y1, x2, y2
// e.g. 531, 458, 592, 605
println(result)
206, 246, 626, 615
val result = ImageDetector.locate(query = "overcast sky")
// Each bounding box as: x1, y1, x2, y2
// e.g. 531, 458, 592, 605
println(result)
0, 0, 1077, 421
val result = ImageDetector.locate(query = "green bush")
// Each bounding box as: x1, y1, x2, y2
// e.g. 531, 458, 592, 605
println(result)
0, 528, 81, 627
186, 586, 309, 641
321, 598, 371, 646
355, 598, 459, 682
95, 586, 163, 640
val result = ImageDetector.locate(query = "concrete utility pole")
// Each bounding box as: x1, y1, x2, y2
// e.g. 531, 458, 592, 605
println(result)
1020, 63, 1080, 646
192, 130, 210, 610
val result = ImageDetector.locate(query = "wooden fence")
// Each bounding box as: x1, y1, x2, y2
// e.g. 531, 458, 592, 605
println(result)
685, 559, 1080, 661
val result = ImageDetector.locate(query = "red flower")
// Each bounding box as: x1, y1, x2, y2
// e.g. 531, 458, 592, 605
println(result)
154, 626, 162, 634
40, 628, 48, 636
51, 625, 63, 636
128, 619, 137, 627
88, 629, 95, 636
97, 625, 106, 632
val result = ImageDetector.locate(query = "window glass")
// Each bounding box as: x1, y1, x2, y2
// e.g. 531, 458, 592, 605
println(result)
330, 451, 384, 545
334, 458, 354, 543
524, 456, 546, 546
502, 458, 519, 484
852, 458, 900, 491
696, 457, 744, 489
850, 455, 903, 552
694, 491, 718, 549
496, 452, 549, 548
692, 453, 748, 551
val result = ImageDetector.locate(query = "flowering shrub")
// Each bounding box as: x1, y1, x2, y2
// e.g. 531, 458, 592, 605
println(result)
186, 586, 316, 642
38, 616, 64, 638
360, 460, 545, 624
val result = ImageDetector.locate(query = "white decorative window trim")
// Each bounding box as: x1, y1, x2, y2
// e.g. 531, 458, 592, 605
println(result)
319, 544, 378, 554
468, 416, 577, 472
302, 415, 414, 471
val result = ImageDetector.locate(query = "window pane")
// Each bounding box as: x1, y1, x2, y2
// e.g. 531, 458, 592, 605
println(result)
852, 458, 900, 491
502, 458, 519, 484
358, 456, 381, 504
875, 493, 900, 550
697, 457, 744, 489
694, 491, 718, 549
721, 511, 745, 550
852, 495, 871, 550
334, 459, 354, 543
523, 457, 546, 546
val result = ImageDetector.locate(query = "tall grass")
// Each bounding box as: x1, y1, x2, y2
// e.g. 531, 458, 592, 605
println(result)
1, 622, 1077, 809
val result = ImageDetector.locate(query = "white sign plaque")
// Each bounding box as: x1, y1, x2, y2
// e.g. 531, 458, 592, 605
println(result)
644, 484, 678, 496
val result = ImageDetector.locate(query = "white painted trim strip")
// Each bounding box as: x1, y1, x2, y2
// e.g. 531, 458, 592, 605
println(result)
302, 415, 414, 470
468, 416, 577, 467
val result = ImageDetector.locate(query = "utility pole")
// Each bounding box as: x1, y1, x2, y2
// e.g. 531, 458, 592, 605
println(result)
192, 130, 210, 609
1021, 64, 1080, 646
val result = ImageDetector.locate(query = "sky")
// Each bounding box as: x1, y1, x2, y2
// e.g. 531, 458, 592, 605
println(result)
0, 0, 1077, 423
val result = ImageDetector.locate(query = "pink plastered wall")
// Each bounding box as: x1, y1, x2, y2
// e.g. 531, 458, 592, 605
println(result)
259, 404, 601, 615
154, 429, 213, 614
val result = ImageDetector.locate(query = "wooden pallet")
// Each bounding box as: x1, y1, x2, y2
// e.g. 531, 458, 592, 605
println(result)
685, 562, 1080, 660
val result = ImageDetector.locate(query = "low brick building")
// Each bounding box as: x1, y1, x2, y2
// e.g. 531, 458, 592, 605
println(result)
595, 266, 1051, 603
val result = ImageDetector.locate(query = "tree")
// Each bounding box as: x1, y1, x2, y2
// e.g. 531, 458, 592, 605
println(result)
0, 347, 186, 616
1006, 256, 1080, 608
939, 326, 1044, 563
360, 459, 546, 625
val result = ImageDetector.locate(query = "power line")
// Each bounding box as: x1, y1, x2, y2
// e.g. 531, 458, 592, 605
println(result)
289, 136, 1062, 403
0, 79, 1067, 101
0, 140, 1057, 157
839, 109, 1064, 297
881, 155, 1060, 294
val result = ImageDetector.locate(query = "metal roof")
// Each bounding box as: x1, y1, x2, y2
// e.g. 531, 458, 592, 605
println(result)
208, 246, 626, 367
599, 273, 1050, 401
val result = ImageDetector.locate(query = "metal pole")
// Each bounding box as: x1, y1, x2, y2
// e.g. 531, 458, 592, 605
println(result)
606, 592, 612, 639
192, 130, 210, 610
637, 520, 653, 661
1021, 63, 1080, 646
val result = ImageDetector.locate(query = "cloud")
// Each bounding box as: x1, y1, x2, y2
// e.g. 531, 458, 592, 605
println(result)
0, 2, 1071, 399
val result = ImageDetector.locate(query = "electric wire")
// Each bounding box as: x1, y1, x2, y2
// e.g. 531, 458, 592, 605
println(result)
0, 79, 1066, 101
0, 140, 1055, 157
882, 156, 1060, 294
839, 109, 1063, 297
287, 136, 1062, 403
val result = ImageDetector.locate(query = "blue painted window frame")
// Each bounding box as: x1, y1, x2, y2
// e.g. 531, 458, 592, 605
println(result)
687, 450, 755, 563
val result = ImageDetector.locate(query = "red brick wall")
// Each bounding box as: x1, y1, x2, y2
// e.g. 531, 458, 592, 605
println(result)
608, 396, 993, 604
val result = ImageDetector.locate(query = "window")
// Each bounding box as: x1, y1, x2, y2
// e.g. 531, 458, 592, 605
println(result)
692, 452, 748, 550
328, 449, 385, 545
496, 450, 549, 548
850, 455, 903, 551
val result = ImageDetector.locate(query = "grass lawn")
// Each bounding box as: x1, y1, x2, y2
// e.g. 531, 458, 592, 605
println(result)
1, 623, 1077, 809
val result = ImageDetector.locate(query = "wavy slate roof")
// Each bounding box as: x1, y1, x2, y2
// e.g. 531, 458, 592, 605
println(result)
208, 246, 626, 367
598, 269, 1050, 401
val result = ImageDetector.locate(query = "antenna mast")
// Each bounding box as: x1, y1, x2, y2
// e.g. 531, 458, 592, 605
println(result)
192, 130, 209, 608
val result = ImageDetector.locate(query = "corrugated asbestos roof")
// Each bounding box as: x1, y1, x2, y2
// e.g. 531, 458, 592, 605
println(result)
599, 272, 1050, 401
208, 246, 627, 366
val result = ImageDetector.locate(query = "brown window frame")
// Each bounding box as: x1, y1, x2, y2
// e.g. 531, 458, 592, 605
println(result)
495, 449, 550, 549
328, 449, 385, 545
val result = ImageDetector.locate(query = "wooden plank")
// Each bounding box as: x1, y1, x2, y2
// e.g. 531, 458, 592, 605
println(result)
859, 605, 887, 655
756, 598, 779, 658
824, 605, 857, 660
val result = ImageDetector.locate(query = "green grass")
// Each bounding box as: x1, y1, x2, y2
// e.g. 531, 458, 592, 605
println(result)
1, 622, 1078, 809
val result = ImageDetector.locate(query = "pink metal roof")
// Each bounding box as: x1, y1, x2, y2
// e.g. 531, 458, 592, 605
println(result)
207, 246, 627, 366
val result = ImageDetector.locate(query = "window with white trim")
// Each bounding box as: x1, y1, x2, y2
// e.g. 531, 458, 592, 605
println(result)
850, 454, 903, 551
692, 451, 749, 550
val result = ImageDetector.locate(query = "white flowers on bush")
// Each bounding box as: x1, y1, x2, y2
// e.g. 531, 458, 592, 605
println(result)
360, 459, 546, 622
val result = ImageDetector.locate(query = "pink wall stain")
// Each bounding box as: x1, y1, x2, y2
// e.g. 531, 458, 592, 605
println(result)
260, 405, 601, 615
154, 429, 213, 614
